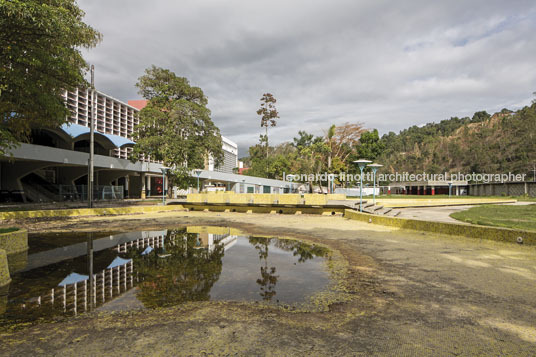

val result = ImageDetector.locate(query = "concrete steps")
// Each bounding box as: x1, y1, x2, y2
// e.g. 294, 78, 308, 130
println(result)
362, 205, 402, 217
377, 207, 392, 215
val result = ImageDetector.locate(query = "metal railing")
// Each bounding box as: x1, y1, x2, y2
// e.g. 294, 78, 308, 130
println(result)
49, 185, 124, 201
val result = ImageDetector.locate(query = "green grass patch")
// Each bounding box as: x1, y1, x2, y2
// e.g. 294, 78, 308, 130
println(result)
374, 194, 472, 199
451, 204, 536, 231
360, 194, 536, 201
0, 227, 19, 234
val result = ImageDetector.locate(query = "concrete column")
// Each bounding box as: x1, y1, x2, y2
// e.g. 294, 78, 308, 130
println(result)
140, 173, 146, 199
417, 186, 421, 195
456, 185, 460, 196
125, 175, 129, 198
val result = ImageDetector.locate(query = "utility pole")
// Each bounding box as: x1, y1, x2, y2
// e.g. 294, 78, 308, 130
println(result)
88, 65, 95, 208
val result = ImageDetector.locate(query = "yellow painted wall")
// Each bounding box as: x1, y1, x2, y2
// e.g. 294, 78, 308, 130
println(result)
278, 194, 302, 205
304, 194, 328, 205
228, 194, 252, 204
252, 194, 275, 204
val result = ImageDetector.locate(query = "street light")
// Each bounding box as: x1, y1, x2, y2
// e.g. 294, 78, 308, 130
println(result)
160, 167, 169, 205
194, 169, 202, 193
367, 163, 383, 206
353, 159, 372, 212
328, 174, 336, 194
286, 174, 297, 193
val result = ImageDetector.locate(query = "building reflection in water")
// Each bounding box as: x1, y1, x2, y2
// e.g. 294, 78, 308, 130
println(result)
1, 227, 329, 325
1, 228, 237, 321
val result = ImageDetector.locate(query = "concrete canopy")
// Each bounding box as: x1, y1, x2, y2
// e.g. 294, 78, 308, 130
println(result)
60, 123, 135, 149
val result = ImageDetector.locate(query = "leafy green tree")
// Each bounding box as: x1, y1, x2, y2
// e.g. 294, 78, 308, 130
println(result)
356, 129, 384, 161
471, 111, 491, 123
0, 0, 101, 154
257, 93, 279, 158
131, 66, 223, 187
293, 130, 323, 148
244, 141, 295, 179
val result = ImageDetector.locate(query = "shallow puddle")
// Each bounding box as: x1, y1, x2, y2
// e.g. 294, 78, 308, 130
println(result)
1, 226, 331, 327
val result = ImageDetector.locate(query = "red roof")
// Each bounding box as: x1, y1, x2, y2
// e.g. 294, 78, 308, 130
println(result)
238, 168, 249, 175
128, 100, 148, 110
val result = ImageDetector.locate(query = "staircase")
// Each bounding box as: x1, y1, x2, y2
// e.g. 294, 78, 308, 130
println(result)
20, 173, 61, 203
362, 203, 401, 217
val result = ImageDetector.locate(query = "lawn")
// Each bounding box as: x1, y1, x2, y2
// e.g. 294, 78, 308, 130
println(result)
371, 194, 536, 201
450, 204, 536, 231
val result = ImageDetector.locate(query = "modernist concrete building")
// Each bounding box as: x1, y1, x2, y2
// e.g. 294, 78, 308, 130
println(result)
0, 89, 297, 203
0, 88, 169, 203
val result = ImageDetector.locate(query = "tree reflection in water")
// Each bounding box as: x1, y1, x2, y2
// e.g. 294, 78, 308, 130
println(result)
249, 237, 278, 301
131, 229, 224, 308
248, 237, 330, 302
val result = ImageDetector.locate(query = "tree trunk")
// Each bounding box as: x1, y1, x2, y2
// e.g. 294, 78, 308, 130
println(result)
265, 126, 269, 159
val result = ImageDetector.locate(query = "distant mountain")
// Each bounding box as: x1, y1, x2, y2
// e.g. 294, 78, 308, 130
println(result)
378, 103, 536, 176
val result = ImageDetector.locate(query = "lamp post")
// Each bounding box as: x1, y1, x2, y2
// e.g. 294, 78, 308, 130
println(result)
328, 174, 336, 194
367, 163, 383, 206
194, 169, 202, 193
286, 174, 296, 193
160, 167, 169, 205
353, 159, 372, 212
88, 65, 95, 208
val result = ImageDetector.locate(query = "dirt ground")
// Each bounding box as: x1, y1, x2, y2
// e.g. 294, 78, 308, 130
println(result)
1, 210, 536, 356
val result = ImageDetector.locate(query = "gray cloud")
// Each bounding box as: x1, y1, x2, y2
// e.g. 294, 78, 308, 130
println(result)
79, 0, 536, 157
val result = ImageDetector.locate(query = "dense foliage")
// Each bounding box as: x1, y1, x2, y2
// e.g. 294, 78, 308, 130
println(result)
0, 0, 101, 154
131, 66, 224, 187
377, 104, 536, 176
243, 100, 536, 185
242, 123, 367, 190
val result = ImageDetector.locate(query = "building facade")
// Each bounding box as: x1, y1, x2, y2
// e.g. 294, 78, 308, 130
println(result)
0, 89, 293, 203
65, 88, 138, 160
0, 89, 166, 203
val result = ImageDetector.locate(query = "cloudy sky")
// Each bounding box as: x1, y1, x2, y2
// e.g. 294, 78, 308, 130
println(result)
80, 0, 536, 156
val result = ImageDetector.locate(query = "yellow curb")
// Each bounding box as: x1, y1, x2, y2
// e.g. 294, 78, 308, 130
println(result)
345, 209, 535, 245
0, 205, 185, 221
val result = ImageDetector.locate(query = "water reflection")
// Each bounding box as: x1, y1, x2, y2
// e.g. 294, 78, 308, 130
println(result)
249, 237, 279, 301
1, 227, 330, 327
132, 229, 225, 308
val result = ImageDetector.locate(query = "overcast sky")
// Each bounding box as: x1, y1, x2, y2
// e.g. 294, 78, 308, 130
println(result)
80, 0, 536, 156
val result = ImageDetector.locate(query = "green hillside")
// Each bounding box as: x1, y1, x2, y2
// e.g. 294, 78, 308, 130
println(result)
378, 103, 536, 176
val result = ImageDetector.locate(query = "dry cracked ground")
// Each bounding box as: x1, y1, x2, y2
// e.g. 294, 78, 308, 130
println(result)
1, 209, 535, 356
